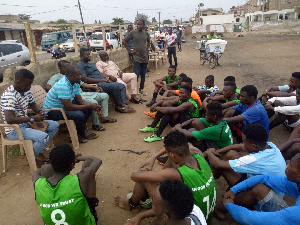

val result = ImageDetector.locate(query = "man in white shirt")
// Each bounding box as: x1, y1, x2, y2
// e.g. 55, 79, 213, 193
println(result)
124, 180, 207, 225
165, 27, 178, 68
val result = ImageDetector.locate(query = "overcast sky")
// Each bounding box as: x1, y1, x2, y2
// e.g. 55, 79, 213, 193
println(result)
1, 0, 247, 24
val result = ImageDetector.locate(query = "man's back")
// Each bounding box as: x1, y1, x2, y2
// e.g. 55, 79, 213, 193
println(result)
178, 153, 217, 222
35, 175, 96, 225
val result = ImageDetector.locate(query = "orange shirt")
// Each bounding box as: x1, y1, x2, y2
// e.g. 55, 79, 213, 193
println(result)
175, 89, 202, 107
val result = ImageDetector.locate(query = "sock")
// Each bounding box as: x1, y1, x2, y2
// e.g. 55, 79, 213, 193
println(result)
152, 92, 158, 101
269, 114, 286, 130
150, 111, 164, 128
155, 114, 172, 137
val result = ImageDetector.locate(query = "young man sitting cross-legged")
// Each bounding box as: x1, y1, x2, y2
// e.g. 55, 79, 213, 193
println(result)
124, 180, 207, 225
223, 153, 300, 225
114, 131, 217, 223
205, 124, 286, 220
33, 144, 102, 225
140, 85, 199, 142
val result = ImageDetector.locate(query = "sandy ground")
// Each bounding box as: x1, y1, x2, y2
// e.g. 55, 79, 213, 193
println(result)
0, 32, 300, 225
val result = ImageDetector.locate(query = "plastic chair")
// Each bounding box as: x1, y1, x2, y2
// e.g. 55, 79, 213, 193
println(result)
148, 52, 161, 70
30, 85, 79, 150
0, 110, 37, 174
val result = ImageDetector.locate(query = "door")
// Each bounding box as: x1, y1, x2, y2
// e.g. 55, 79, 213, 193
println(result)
0, 44, 23, 75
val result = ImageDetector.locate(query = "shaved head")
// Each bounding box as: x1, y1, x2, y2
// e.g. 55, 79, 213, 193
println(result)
99, 50, 108, 57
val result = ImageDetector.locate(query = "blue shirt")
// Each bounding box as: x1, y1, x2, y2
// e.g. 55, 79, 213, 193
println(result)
226, 175, 300, 225
43, 76, 81, 110
233, 100, 269, 134
77, 61, 105, 80
229, 142, 286, 179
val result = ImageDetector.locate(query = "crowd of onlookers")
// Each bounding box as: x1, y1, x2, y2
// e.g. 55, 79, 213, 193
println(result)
1, 20, 299, 225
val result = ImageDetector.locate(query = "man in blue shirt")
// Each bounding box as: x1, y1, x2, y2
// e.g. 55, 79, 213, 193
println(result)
77, 48, 135, 113
224, 85, 269, 143
223, 153, 300, 225
44, 65, 101, 143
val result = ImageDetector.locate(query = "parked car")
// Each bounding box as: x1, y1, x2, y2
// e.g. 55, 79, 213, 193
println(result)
41, 30, 72, 52
0, 41, 31, 81
89, 32, 119, 51
59, 37, 88, 52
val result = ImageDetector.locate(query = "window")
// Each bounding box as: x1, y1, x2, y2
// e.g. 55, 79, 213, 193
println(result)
0, 44, 16, 56
13, 44, 23, 53
62, 33, 68, 38
90, 34, 103, 40
110, 33, 117, 39
57, 34, 62, 40
236, 18, 240, 22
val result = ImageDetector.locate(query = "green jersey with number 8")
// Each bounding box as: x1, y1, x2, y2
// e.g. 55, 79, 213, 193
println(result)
35, 175, 96, 225
177, 153, 217, 223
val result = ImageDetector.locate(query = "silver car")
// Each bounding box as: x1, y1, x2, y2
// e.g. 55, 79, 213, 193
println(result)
0, 41, 31, 81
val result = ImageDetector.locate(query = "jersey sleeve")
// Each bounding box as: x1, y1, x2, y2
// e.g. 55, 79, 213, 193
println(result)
274, 105, 300, 115
226, 203, 300, 225
192, 126, 220, 142
233, 103, 243, 112
241, 107, 261, 124
229, 154, 260, 174
278, 85, 290, 92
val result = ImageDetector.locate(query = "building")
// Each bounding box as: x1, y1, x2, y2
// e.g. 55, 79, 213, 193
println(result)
201, 8, 223, 16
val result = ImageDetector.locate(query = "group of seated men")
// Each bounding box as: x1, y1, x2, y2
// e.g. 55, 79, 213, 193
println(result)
2, 47, 300, 224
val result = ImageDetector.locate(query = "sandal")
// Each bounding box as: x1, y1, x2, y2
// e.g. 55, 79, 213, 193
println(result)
86, 132, 99, 140
115, 106, 136, 113
101, 118, 117, 123
129, 98, 143, 104
78, 136, 88, 143
92, 124, 106, 131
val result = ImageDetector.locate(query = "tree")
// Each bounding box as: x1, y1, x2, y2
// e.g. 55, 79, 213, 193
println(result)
57, 19, 68, 24
152, 17, 157, 23
18, 14, 31, 20
134, 13, 151, 25
163, 19, 172, 24
112, 17, 124, 25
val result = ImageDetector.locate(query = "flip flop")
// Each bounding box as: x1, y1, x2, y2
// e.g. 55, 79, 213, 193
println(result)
129, 98, 143, 104
78, 136, 88, 143
92, 125, 106, 131
85, 132, 99, 140
101, 118, 117, 123
115, 106, 136, 113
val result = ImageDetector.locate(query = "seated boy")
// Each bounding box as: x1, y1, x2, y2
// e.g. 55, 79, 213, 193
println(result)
265, 86, 300, 130
194, 75, 219, 101
125, 180, 207, 225
202, 82, 240, 111
174, 101, 233, 152
206, 124, 286, 220
140, 85, 199, 142
223, 153, 300, 225
223, 85, 269, 143
146, 66, 180, 107
115, 131, 216, 223
211, 76, 240, 98
33, 144, 102, 224
261, 72, 300, 103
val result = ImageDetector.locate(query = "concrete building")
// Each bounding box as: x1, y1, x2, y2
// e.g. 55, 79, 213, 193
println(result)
201, 8, 223, 16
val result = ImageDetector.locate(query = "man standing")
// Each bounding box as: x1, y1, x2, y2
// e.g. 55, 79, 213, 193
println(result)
1, 69, 59, 163
124, 24, 134, 59
33, 144, 102, 225
176, 25, 182, 52
77, 48, 135, 113
165, 27, 178, 68
123, 19, 150, 95
96, 51, 140, 103
44, 65, 101, 143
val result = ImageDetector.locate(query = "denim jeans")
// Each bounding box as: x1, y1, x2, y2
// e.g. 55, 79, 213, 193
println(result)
134, 60, 148, 90
7, 120, 59, 156
167, 46, 177, 67
47, 108, 92, 137
96, 82, 127, 106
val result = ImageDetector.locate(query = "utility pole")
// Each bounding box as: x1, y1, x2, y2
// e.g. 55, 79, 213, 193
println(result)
77, 0, 86, 38
158, 12, 161, 29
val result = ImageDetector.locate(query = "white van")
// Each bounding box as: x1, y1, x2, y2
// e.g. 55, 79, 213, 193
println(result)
89, 32, 119, 51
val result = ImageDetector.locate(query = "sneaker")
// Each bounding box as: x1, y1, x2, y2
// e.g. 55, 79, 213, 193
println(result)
139, 126, 157, 132
144, 134, 162, 142
139, 89, 147, 96
144, 111, 156, 118
146, 100, 156, 107
157, 156, 169, 166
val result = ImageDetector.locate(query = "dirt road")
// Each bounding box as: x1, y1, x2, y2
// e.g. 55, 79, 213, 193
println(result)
0, 32, 299, 225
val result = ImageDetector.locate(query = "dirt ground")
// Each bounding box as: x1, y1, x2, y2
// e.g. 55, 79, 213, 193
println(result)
0, 31, 300, 225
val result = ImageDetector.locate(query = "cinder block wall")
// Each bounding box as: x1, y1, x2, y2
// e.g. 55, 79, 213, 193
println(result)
0, 48, 133, 94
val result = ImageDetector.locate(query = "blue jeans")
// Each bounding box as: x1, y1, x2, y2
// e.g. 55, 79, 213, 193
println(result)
47, 108, 92, 137
254, 190, 288, 212
134, 61, 148, 90
7, 120, 59, 156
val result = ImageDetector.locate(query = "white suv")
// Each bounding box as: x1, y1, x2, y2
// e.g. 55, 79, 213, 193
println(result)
89, 32, 119, 51
0, 41, 31, 81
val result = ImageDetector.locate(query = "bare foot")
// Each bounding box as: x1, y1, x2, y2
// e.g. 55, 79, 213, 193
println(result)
214, 207, 227, 220
114, 196, 140, 211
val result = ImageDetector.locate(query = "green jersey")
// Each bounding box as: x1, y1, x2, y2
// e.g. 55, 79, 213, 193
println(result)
35, 175, 96, 225
178, 154, 217, 222
178, 97, 199, 118
236, 87, 240, 94
225, 98, 240, 104
191, 118, 233, 149
166, 75, 180, 90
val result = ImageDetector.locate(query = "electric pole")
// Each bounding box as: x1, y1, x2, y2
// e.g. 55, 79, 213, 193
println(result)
77, 0, 86, 38
158, 12, 161, 29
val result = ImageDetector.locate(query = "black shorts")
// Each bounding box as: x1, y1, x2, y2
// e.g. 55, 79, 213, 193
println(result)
170, 110, 193, 127
231, 110, 244, 143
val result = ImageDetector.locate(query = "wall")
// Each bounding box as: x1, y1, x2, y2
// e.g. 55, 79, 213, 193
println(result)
251, 19, 300, 30
202, 14, 235, 25
0, 48, 132, 94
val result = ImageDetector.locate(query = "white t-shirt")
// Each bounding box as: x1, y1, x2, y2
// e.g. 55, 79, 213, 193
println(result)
165, 33, 177, 46
187, 205, 207, 225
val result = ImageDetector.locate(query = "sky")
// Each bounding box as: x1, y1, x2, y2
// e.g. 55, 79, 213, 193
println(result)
0, 0, 248, 24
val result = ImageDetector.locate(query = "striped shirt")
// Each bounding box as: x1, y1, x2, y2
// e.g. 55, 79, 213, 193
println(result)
43, 76, 80, 110
1, 85, 35, 134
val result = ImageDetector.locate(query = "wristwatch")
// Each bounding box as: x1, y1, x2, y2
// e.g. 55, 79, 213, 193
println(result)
29, 116, 35, 124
